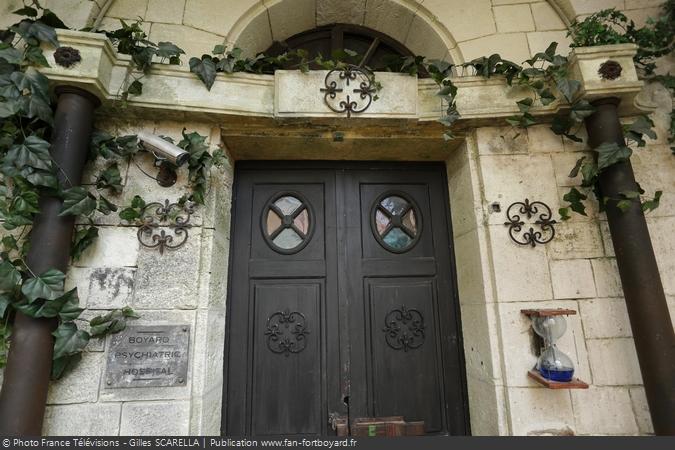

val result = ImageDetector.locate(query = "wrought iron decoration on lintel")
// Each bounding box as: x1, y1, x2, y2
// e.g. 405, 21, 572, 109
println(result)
503, 199, 556, 247
320, 65, 376, 117
137, 199, 193, 254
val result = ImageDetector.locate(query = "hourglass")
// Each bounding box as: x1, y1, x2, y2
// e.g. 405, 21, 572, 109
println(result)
522, 309, 589, 388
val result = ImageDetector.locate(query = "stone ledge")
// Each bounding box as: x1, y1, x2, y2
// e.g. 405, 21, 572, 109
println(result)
40, 30, 655, 130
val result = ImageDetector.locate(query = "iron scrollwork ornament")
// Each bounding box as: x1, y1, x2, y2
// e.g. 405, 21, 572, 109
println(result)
138, 199, 194, 255
265, 309, 310, 356
320, 65, 376, 117
503, 199, 556, 247
383, 305, 425, 352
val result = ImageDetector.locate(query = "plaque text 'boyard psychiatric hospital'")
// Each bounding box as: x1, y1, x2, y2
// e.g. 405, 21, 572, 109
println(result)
104, 324, 191, 388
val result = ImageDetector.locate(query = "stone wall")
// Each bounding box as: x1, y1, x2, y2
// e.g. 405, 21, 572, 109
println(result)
38, 119, 233, 435
448, 78, 674, 435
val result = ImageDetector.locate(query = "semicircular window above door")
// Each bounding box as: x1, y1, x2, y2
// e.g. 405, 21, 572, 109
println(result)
371, 192, 422, 253
262, 192, 314, 254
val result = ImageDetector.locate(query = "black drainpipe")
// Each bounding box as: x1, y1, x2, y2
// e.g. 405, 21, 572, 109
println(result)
584, 97, 675, 436
0, 86, 100, 435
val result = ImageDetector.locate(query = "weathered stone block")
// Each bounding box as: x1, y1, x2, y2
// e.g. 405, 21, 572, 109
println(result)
527, 125, 564, 153
476, 126, 529, 155
571, 386, 638, 435
234, 9, 273, 57
424, 0, 495, 43
647, 217, 675, 296
460, 302, 503, 382
459, 33, 531, 66
466, 376, 505, 436
489, 225, 553, 302
149, 23, 225, 61
44, 403, 121, 435
47, 352, 103, 404
527, 31, 571, 57
454, 229, 490, 304
364, 0, 416, 44
43, 0, 100, 30
530, 2, 566, 31
107, 0, 148, 20
550, 259, 596, 299
88, 267, 136, 309
548, 221, 604, 260
183, 0, 257, 37
628, 387, 654, 434
267, 0, 316, 42
587, 338, 643, 386
132, 227, 202, 309
145, 0, 185, 24
74, 227, 140, 268
121, 400, 190, 435
494, 5, 535, 33
579, 298, 632, 339
316, 0, 366, 26
591, 258, 623, 298
480, 154, 559, 226
508, 387, 575, 436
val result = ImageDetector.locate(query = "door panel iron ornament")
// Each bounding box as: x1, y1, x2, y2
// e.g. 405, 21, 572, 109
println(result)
320, 65, 376, 117
137, 199, 193, 254
503, 198, 556, 247
383, 306, 425, 352
265, 309, 310, 356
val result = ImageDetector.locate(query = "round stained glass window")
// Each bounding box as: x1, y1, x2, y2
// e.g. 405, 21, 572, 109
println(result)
371, 192, 422, 253
262, 192, 313, 254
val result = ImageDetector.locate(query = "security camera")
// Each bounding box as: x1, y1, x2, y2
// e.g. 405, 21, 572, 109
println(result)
137, 131, 189, 167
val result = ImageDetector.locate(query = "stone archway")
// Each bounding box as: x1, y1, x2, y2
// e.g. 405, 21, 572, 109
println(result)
227, 0, 463, 63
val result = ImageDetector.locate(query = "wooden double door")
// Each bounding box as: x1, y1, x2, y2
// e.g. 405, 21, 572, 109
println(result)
223, 162, 469, 436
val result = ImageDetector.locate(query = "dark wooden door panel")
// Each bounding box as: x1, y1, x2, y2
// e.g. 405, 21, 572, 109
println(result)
251, 282, 323, 435
224, 162, 468, 436
366, 279, 444, 433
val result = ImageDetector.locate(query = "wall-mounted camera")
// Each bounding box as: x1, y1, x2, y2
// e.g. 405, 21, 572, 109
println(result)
137, 132, 190, 187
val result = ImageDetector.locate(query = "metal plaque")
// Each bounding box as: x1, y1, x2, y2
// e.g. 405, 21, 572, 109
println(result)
104, 324, 190, 388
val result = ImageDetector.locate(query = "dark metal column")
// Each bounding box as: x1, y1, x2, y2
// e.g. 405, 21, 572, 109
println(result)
585, 97, 675, 436
0, 86, 99, 435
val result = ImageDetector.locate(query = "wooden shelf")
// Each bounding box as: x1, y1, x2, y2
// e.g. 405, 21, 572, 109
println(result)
528, 370, 589, 389
521, 308, 577, 317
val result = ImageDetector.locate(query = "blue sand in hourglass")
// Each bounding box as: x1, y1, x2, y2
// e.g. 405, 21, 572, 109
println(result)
539, 366, 574, 382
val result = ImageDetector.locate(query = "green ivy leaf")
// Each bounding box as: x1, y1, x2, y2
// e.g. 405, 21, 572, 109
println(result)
13, 189, 39, 215
89, 307, 138, 338
558, 207, 571, 221
127, 79, 143, 96
580, 162, 599, 187
0, 261, 22, 291
1, 235, 18, 252
34, 288, 79, 319
556, 78, 581, 103
642, 190, 662, 213
624, 115, 656, 147
130, 194, 145, 209
59, 186, 97, 217
538, 88, 556, 106
0, 292, 11, 317
0, 45, 23, 64
570, 100, 595, 121
51, 352, 81, 380
595, 142, 632, 170
118, 207, 140, 222
13, 6, 38, 17
71, 226, 98, 262
52, 321, 90, 360
568, 156, 586, 178
25, 45, 49, 67
6, 135, 52, 171
95, 163, 123, 194
189, 56, 217, 90
212, 44, 226, 55
97, 195, 118, 215
155, 42, 184, 59
563, 187, 588, 216
516, 98, 533, 113
21, 268, 65, 303
616, 199, 632, 212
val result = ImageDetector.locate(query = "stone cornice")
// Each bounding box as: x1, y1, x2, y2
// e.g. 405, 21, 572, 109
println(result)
41, 30, 653, 128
